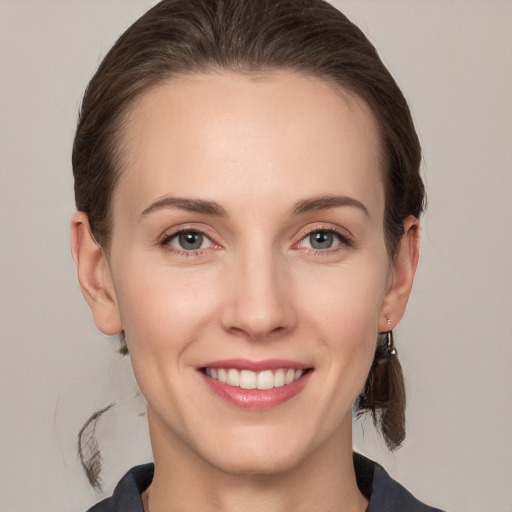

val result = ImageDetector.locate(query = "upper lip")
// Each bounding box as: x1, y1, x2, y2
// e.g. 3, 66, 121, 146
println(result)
199, 358, 311, 372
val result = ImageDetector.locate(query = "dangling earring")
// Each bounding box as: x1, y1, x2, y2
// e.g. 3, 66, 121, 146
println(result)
386, 330, 397, 356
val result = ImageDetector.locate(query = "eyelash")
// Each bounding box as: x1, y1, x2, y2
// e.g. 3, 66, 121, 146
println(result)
158, 227, 219, 257
158, 225, 353, 257
294, 225, 354, 255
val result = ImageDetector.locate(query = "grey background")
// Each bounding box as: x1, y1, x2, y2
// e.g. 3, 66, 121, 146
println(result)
0, 1, 511, 511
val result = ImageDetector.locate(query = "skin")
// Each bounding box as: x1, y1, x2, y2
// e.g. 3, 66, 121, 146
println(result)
71, 72, 419, 512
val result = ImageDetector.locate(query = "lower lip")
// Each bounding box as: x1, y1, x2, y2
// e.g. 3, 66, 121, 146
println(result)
200, 371, 312, 410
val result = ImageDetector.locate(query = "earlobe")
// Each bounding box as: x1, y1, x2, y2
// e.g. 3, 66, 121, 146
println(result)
70, 212, 123, 335
378, 216, 420, 332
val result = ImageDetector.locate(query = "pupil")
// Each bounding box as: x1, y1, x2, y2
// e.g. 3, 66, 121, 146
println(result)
310, 231, 333, 249
179, 232, 203, 250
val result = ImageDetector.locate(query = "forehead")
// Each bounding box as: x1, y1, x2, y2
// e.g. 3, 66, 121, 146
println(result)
114, 71, 384, 219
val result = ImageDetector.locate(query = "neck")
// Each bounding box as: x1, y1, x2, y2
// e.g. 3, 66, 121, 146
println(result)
144, 409, 367, 512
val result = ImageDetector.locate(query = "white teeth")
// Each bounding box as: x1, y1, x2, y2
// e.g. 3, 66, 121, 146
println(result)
256, 370, 274, 390
227, 368, 240, 386
205, 367, 306, 389
273, 369, 285, 387
240, 370, 257, 389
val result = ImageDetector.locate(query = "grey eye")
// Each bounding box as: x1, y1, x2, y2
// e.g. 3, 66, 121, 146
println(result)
308, 231, 334, 249
178, 231, 204, 250
164, 229, 216, 253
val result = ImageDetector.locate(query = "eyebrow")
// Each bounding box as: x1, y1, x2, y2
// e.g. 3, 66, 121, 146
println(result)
139, 194, 369, 220
292, 195, 369, 217
139, 196, 227, 220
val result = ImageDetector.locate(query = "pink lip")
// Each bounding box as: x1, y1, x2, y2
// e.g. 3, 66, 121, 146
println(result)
199, 358, 310, 372
198, 359, 313, 410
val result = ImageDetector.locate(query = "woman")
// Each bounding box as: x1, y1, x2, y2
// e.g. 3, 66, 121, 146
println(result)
71, 0, 445, 510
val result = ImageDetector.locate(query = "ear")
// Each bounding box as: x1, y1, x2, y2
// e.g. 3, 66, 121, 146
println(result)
378, 216, 420, 332
70, 211, 123, 335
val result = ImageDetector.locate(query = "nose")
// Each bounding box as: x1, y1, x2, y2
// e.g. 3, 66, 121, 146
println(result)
220, 248, 296, 340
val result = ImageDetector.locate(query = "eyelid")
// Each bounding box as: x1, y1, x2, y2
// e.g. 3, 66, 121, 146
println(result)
157, 224, 222, 254
167, 230, 213, 250
293, 223, 354, 251
156, 222, 353, 256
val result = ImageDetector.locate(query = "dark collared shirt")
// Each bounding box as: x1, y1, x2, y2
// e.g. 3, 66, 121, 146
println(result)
86, 454, 446, 511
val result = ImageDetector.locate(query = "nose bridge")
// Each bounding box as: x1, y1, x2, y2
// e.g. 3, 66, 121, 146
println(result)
221, 238, 294, 339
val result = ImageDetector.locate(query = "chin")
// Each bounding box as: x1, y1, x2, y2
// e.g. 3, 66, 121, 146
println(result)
208, 447, 304, 477
194, 427, 317, 477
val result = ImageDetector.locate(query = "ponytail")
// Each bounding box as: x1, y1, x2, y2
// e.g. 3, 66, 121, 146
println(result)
355, 331, 406, 450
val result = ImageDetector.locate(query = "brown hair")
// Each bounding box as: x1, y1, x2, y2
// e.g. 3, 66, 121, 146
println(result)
73, 0, 424, 487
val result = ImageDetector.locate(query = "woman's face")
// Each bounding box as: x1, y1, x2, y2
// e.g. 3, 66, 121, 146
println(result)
81, 72, 416, 474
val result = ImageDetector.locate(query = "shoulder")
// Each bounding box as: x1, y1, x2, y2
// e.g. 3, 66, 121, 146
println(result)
354, 453, 447, 512
84, 463, 154, 512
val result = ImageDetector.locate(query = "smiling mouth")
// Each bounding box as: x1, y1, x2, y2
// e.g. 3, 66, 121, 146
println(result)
202, 367, 310, 390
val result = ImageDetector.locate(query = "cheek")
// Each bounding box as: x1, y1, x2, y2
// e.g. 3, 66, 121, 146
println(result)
295, 257, 389, 383
297, 256, 389, 332
111, 262, 224, 422
112, 256, 221, 359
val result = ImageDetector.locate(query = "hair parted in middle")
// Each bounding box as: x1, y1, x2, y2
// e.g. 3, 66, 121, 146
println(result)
73, 0, 424, 484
